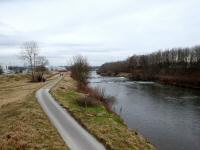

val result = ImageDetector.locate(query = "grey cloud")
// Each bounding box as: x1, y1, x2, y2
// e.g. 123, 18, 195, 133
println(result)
0, 34, 20, 47
0, 0, 200, 66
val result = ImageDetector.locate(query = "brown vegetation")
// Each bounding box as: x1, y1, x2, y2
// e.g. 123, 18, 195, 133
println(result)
0, 93, 68, 150
0, 73, 68, 149
70, 55, 90, 88
0, 74, 40, 107
83, 86, 115, 111
75, 96, 100, 107
0, 73, 57, 107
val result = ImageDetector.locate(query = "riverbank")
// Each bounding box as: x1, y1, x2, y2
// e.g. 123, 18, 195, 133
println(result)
0, 74, 68, 149
89, 71, 200, 150
51, 73, 156, 150
98, 71, 200, 89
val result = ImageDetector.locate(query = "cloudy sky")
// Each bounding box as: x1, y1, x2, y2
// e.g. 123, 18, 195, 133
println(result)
0, 0, 200, 66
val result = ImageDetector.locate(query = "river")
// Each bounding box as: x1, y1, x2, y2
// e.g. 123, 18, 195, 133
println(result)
88, 71, 200, 150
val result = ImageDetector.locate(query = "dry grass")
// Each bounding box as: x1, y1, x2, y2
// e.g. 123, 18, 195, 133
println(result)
0, 93, 68, 150
51, 73, 156, 150
0, 73, 59, 108
0, 74, 42, 108
0, 73, 68, 150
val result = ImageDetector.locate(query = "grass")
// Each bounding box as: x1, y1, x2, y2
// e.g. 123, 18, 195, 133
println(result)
0, 73, 58, 107
0, 74, 42, 108
0, 93, 68, 150
51, 73, 156, 150
0, 73, 69, 150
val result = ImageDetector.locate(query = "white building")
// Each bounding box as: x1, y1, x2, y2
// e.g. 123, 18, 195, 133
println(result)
0, 64, 13, 74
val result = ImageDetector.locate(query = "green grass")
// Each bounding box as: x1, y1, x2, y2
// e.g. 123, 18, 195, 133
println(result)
52, 76, 156, 150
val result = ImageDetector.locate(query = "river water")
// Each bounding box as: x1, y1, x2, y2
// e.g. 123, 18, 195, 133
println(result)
88, 71, 200, 150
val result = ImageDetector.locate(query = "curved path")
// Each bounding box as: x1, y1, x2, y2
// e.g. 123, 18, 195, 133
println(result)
36, 77, 106, 150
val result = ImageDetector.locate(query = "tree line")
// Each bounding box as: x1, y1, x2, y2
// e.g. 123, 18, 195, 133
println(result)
98, 46, 200, 77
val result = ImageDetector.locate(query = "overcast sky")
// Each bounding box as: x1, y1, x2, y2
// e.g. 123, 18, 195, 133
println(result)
0, 0, 200, 66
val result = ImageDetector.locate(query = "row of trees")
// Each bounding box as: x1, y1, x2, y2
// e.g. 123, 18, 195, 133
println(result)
98, 46, 200, 76
127, 46, 200, 69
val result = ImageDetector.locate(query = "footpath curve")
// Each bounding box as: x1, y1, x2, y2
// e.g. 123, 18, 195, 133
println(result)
36, 77, 106, 150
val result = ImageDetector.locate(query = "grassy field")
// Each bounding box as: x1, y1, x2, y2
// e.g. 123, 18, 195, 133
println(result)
0, 74, 68, 150
51, 73, 156, 150
0, 74, 42, 108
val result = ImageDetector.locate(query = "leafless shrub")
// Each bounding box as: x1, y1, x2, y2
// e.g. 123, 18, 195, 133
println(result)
84, 86, 116, 111
75, 96, 100, 107
70, 55, 90, 88
86, 87, 105, 102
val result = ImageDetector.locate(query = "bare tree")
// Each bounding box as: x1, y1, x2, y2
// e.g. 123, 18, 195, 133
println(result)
70, 55, 90, 88
21, 41, 39, 81
36, 56, 49, 67
98, 45, 200, 77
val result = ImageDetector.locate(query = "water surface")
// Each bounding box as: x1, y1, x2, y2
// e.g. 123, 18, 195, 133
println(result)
89, 71, 200, 150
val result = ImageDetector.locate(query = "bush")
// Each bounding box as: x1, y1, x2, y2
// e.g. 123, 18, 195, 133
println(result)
70, 55, 89, 88
86, 87, 106, 102
75, 96, 100, 107
32, 72, 46, 82
84, 86, 115, 111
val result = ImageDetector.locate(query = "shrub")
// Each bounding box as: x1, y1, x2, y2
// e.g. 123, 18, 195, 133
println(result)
84, 86, 115, 111
31, 72, 46, 82
86, 87, 106, 102
75, 96, 100, 107
70, 55, 89, 88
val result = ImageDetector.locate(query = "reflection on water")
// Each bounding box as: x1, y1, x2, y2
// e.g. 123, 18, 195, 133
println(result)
89, 71, 200, 150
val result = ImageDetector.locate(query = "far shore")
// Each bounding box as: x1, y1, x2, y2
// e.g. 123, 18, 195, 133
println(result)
97, 71, 200, 89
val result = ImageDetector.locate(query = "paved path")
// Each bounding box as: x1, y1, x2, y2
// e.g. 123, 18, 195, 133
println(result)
36, 77, 106, 150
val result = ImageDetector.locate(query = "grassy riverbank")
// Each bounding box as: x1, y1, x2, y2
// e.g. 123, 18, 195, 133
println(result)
0, 74, 68, 149
51, 73, 156, 150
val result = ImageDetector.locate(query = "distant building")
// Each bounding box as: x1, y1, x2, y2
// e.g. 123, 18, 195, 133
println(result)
0, 64, 27, 74
0, 64, 13, 74
54, 66, 67, 72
